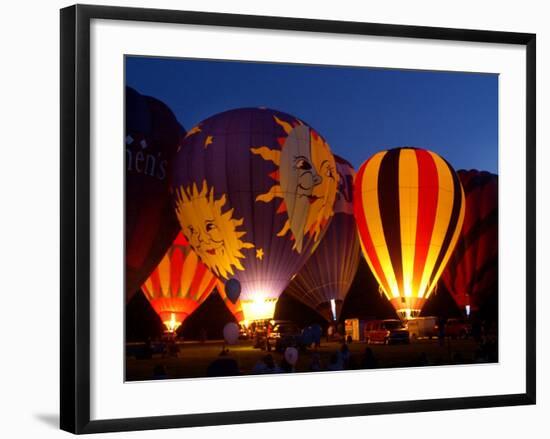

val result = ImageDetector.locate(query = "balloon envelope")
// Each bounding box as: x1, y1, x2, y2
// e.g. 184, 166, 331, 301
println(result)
171, 108, 338, 322
286, 156, 360, 321
141, 233, 218, 332
441, 170, 498, 313
126, 86, 184, 302
217, 280, 245, 323
225, 278, 241, 304
284, 347, 299, 366
354, 147, 465, 319
223, 322, 240, 345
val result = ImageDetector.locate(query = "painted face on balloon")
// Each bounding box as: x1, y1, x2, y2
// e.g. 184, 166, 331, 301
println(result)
174, 181, 254, 279
251, 115, 337, 253
280, 125, 322, 253
305, 131, 338, 242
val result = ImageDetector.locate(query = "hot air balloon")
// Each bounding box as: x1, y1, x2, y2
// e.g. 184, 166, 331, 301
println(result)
217, 280, 245, 323
171, 108, 339, 323
354, 147, 465, 320
441, 170, 498, 315
141, 233, 218, 333
285, 156, 361, 322
126, 86, 184, 302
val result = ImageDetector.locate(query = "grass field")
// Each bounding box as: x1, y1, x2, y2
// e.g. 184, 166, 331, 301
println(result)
126, 337, 488, 381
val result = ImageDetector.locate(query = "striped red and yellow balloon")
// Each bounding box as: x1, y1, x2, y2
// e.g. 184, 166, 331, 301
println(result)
141, 233, 219, 332
354, 147, 465, 319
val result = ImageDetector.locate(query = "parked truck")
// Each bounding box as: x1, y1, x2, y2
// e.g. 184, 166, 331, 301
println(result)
406, 316, 439, 340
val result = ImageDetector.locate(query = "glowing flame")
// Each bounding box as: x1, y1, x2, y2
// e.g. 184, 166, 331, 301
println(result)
240, 296, 278, 322
163, 312, 181, 333
330, 299, 337, 321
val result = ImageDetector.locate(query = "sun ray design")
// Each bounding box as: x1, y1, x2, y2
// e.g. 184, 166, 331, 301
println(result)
174, 180, 254, 279
250, 146, 280, 164
273, 115, 295, 134
184, 125, 202, 138
251, 115, 338, 253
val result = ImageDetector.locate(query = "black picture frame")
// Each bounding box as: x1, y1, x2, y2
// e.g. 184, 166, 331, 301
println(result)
60, 4, 536, 434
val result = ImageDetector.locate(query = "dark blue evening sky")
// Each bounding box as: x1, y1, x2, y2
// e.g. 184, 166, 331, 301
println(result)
126, 56, 498, 174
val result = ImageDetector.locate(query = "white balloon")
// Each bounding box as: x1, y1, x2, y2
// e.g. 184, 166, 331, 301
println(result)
284, 347, 299, 366
223, 322, 239, 345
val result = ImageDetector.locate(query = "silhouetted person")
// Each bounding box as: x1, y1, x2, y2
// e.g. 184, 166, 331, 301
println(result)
327, 324, 334, 342
207, 349, 239, 377
327, 352, 343, 371
167, 339, 179, 357
253, 354, 280, 374
280, 357, 294, 373
309, 352, 323, 372
314, 330, 321, 349
340, 343, 351, 369
361, 347, 378, 369
152, 364, 168, 379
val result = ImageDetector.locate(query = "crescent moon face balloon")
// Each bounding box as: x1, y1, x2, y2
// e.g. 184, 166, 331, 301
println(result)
354, 147, 465, 320
441, 170, 498, 314
171, 108, 338, 322
141, 233, 218, 333
286, 156, 361, 322
126, 87, 184, 302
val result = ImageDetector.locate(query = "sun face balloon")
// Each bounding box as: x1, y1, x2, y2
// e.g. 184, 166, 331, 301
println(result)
126, 86, 184, 302
354, 147, 465, 320
141, 233, 218, 333
286, 156, 361, 322
174, 182, 254, 279
441, 170, 498, 315
171, 108, 338, 322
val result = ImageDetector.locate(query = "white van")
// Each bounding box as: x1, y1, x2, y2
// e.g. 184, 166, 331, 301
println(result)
406, 316, 439, 340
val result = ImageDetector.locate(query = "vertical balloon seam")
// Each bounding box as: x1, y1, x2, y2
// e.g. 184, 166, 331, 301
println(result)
354, 152, 393, 299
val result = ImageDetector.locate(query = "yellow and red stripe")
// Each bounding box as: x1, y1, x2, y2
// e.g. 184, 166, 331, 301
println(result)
141, 233, 218, 331
354, 147, 465, 319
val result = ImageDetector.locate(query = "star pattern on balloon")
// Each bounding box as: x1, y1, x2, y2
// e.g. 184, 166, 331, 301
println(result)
256, 248, 264, 260
204, 135, 213, 148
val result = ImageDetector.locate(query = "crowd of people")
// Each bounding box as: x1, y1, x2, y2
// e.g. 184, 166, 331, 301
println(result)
138, 316, 499, 380
203, 343, 388, 378
144, 333, 499, 380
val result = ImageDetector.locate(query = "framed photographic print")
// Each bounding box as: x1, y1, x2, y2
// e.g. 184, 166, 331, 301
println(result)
60, 4, 536, 434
